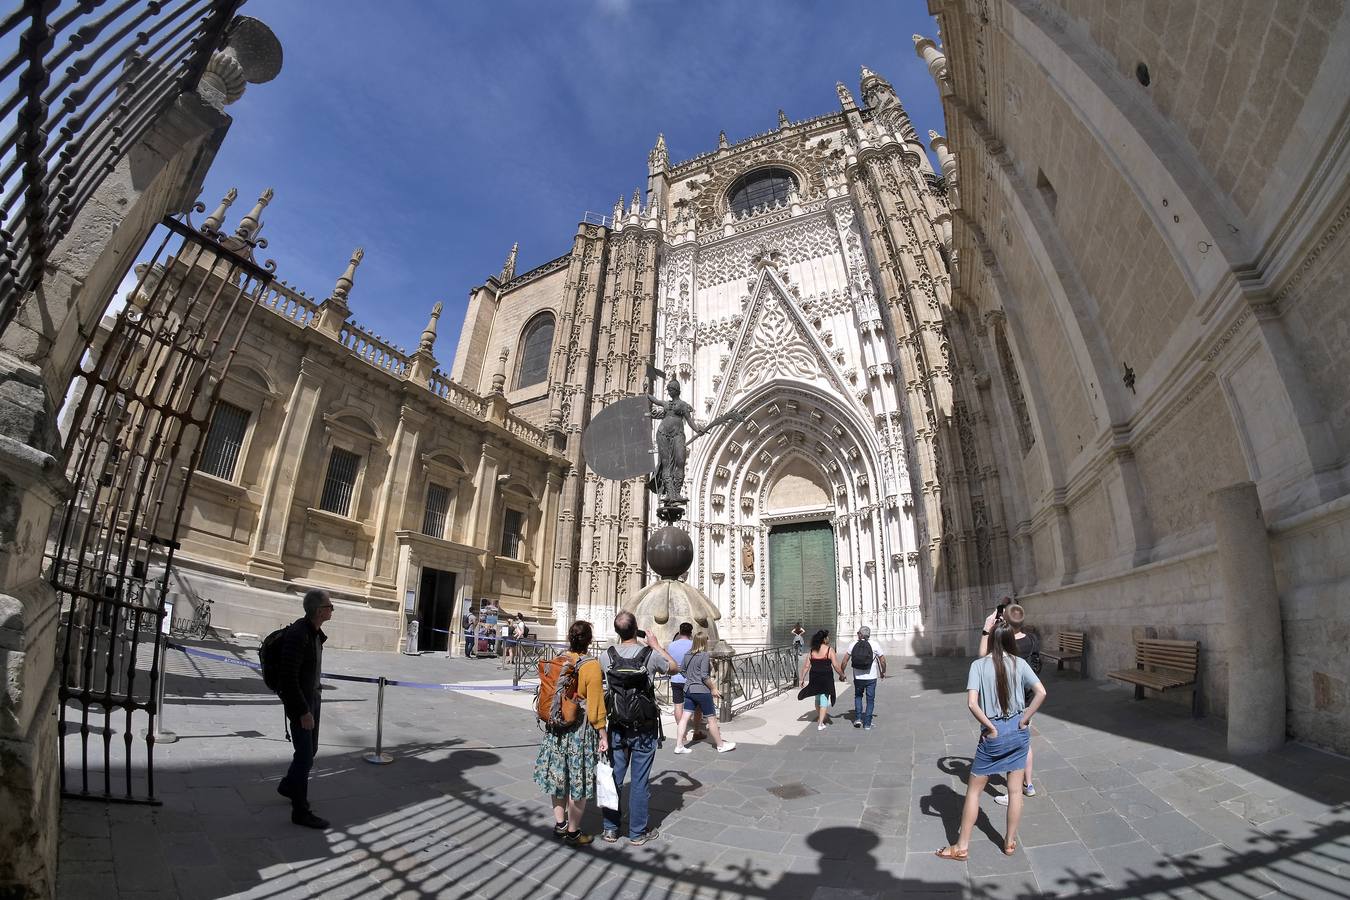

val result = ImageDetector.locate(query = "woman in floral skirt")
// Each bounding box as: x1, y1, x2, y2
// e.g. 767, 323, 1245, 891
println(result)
533, 620, 608, 846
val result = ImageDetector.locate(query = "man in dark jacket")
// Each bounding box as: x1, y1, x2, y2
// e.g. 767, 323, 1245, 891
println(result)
276, 589, 332, 828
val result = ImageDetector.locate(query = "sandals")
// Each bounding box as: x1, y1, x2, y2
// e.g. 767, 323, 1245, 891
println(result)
1004, 839, 1017, 856
935, 846, 968, 861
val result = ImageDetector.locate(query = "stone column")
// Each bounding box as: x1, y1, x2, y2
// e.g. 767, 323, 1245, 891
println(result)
366, 404, 422, 595
532, 468, 563, 616
1212, 482, 1286, 754
466, 440, 501, 550
247, 356, 328, 578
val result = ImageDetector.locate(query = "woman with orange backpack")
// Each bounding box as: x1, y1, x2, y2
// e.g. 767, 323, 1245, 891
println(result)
533, 620, 609, 846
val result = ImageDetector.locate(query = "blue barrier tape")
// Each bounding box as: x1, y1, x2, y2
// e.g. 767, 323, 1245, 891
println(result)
167, 642, 522, 692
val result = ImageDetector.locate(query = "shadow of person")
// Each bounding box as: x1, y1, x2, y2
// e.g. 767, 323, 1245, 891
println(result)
763, 826, 964, 899
938, 754, 1004, 797
920, 783, 1003, 849
646, 768, 704, 828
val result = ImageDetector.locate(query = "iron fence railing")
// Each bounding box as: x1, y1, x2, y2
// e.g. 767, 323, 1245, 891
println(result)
715, 644, 800, 720
0, 0, 244, 334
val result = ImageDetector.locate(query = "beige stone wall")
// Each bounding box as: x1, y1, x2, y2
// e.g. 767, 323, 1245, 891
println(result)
1042, 0, 1345, 217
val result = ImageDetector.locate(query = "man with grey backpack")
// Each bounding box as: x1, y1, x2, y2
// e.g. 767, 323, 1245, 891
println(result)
837, 625, 886, 731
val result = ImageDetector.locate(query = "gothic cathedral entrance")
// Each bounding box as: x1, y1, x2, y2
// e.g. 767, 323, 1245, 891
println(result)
768, 521, 838, 647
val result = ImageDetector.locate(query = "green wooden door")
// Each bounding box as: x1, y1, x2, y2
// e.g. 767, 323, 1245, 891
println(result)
768, 521, 838, 646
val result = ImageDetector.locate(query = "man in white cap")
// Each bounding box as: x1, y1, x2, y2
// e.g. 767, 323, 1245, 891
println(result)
837, 625, 886, 730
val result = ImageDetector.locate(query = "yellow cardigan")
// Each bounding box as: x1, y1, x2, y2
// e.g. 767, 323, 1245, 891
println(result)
569, 653, 607, 731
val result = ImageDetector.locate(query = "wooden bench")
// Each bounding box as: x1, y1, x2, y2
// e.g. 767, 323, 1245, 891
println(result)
1107, 638, 1202, 717
1040, 631, 1086, 675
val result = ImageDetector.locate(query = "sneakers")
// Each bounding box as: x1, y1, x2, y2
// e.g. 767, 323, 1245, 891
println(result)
853, 721, 863, 729
553, 821, 569, 838
994, 793, 1010, 806
817, 723, 827, 731
291, 809, 329, 829
864, 725, 873, 731
601, 829, 619, 843
629, 829, 660, 846
716, 741, 737, 753
1023, 783, 1037, 797
673, 744, 692, 755
563, 831, 593, 847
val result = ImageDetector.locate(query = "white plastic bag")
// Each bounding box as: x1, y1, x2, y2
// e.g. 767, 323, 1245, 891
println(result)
596, 759, 619, 810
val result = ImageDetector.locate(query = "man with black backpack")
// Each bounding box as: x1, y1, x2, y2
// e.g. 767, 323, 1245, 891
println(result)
598, 611, 680, 846
838, 625, 886, 731
265, 589, 333, 829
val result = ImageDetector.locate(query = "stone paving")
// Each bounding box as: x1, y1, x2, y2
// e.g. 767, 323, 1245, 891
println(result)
56, 639, 1350, 899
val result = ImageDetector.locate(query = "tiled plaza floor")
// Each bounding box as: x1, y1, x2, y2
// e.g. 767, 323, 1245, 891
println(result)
56, 640, 1350, 899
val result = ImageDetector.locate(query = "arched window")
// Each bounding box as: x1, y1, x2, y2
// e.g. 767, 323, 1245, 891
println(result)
515, 313, 554, 389
726, 167, 797, 218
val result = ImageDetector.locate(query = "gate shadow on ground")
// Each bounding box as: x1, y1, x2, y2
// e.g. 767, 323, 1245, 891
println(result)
59, 732, 1350, 900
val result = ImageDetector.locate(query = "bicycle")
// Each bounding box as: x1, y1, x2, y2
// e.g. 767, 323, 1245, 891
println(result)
172, 597, 213, 639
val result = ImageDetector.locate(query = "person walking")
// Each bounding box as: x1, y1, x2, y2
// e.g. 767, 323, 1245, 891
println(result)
791, 622, 806, 655
600, 611, 679, 845
673, 633, 735, 754
667, 622, 696, 747
838, 626, 886, 730
797, 629, 840, 731
936, 622, 1047, 860
463, 601, 477, 658
533, 620, 609, 847
276, 589, 334, 829
979, 603, 1041, 804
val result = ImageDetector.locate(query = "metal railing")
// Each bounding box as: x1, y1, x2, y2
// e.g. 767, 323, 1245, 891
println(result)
715, 644, 801, 720
0, 0, 243, 334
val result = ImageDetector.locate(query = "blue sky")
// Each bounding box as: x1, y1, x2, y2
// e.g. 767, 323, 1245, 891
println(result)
200, 0, 945, 363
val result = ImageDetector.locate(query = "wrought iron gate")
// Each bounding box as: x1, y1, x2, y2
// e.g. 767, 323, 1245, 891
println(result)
49, 206, 272, 802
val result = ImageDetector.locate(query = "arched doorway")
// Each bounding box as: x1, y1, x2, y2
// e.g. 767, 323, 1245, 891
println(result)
768, 520, 838, 647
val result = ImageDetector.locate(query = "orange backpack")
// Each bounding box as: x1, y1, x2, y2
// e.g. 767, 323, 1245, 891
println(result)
536, 653, 590, 730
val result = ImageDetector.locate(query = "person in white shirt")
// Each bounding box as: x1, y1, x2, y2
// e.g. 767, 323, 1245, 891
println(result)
836, 625, 886, 730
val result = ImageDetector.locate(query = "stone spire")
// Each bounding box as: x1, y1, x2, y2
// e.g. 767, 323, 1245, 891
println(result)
408, 300, 443, 382
777, 108, 790, 128
613, 195, 625, 224
648, 132, 669, 171
233, 188, 273, 242
836, 82, 857, 111
718, 130, 729, 150
419, 301, 443, 353
332, 248, 364, 301
499, 242, 518, 281
630, 189, 641, 216
315, 246, 361, 337
913, 34, 951, 92
201, 187, 237, 234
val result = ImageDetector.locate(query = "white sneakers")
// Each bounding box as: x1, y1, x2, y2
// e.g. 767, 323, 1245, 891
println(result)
674, 741, 736, 754
817, 723, 827, 731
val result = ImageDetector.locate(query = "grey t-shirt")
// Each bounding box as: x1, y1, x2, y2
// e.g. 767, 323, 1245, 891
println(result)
667, 638, 693, 684
599, 642, 668, 686
966, 654, 1041, 720
681, 651, 713, 695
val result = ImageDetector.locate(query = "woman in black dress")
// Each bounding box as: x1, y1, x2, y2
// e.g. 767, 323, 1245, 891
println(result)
797, 629, 840, 731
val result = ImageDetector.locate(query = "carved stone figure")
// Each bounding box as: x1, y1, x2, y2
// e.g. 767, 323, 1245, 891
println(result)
647, 379, 701, 505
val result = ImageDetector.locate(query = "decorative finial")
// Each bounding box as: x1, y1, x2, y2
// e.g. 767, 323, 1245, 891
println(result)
648, 132, 669, 170
630, 189, 641, 215
836, 82, 856, 109
202, 187, 237, 234
499, 242, 518, 281
418, 301, 443, 353
777, 109, 789, 128
234, 187, 274, 241
613, 195, 625, 223
718, 130, 729, 150
491, 346, 510, 394
861, 64, 876, 80
332, 247, 364, 301
928, 129, 941, 142
197, 17, 283, 111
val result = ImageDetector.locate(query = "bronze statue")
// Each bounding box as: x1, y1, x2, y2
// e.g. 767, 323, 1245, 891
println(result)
647, 376, 744, 510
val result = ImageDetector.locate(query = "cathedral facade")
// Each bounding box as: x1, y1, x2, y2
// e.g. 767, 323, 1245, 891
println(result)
452, 67, 1005, 654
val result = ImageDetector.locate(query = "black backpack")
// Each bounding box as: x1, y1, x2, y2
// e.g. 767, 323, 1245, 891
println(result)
851, 638, 875, 672
259, 625, 288, 693
605, 646, 659, 730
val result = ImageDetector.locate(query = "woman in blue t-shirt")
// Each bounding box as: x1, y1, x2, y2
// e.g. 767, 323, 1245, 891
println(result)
936, 622, 1047, 860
